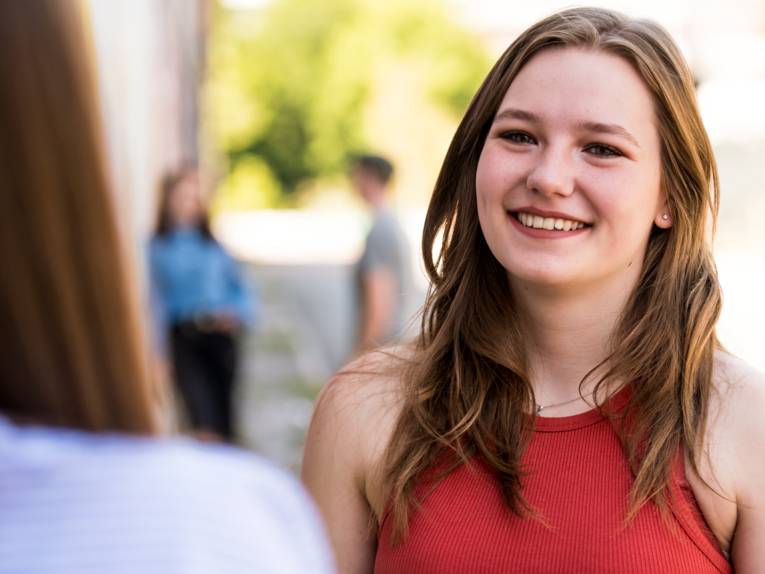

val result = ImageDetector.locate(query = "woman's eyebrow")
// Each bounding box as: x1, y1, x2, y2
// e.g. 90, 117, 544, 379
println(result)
493, 107, 641, 148
577, 121, 640, 147
493, 108, 541, 124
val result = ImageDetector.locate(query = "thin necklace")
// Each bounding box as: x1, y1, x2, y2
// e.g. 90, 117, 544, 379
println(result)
535, 391, 595, 415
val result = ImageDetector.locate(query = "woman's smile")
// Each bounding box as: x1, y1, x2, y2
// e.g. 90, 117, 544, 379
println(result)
508, 207, 592, 239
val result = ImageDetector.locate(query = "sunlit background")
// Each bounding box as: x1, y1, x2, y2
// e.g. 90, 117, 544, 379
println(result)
88, 0, 765, 469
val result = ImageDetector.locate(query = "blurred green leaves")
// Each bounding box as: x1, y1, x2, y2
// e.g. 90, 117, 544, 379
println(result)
205, 0, 489, 208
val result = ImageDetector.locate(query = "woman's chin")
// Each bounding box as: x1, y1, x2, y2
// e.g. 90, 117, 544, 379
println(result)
505, 267, 586, 292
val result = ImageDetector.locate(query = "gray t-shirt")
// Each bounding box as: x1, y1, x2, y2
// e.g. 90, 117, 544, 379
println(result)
356, 209, 411, 341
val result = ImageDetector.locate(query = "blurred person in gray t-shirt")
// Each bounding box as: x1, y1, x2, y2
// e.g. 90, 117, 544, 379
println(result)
351, 155, 411, 352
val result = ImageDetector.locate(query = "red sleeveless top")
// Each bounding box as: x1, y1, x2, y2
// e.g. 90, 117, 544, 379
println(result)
375, 389, 731, 573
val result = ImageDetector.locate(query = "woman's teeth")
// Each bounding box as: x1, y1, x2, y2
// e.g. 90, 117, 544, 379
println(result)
515, 212, 586, 231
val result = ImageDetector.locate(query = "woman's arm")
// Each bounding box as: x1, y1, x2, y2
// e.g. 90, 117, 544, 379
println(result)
358, 268, 397, 352
302, 354, 402, 574
220, 248, 257, 328
723, 360, 765, 571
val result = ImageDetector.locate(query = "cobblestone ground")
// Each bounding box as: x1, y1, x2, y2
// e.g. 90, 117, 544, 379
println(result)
233, 264, 357, 473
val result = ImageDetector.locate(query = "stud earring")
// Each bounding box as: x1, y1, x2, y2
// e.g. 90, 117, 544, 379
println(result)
661, 213, 669, 221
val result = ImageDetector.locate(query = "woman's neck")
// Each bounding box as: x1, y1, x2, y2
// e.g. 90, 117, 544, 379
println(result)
511, 274, 636, 408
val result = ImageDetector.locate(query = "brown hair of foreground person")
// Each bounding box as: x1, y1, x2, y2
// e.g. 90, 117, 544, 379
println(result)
0, 0, 157, 433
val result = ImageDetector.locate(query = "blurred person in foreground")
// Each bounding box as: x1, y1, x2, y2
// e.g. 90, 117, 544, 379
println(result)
351, 155, 411, 352
304, 7, 764, 573
150, 166, 255, 443
0, 2, 334, 573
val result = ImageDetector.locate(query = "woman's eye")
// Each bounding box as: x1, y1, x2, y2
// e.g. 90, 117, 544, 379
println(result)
585, 143, 622, 157
500, 131, 536, 145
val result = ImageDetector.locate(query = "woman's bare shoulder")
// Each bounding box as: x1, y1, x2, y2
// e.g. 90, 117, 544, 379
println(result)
711, 351, 765, 568
314, 345, 409, 432
301, 348, 411, 571
303, 345, 411, 515
712, 350, 765, 409
683, 351, 764, 554
709, 350, 765, 488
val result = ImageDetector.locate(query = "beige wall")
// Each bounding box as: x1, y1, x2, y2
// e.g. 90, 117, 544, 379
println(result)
88, 0, 207, 246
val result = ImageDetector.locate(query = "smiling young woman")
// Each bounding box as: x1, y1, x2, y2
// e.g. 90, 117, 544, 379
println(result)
302, 7, 765, 573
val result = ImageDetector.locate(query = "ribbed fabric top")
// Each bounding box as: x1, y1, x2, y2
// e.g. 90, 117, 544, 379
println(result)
375, 388, 731, 573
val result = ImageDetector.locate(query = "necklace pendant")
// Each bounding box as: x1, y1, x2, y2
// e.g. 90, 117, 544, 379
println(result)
536, 404, 544, 415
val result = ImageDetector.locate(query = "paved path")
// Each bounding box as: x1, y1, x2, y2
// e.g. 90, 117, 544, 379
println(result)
234, 264, 357, 472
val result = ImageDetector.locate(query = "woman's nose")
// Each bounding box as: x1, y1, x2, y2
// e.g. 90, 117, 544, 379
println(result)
525, 146, 575, 198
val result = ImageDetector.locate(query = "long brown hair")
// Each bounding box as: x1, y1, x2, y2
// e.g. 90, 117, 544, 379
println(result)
0, 0, 158, 433
382, 7, 721, 541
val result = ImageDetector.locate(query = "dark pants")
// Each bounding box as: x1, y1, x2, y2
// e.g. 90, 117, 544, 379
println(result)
170, 323, 239, 440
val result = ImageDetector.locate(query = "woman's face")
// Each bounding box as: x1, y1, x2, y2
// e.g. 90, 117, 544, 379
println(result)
168, 173, 203, 228
476, 47, 671, 293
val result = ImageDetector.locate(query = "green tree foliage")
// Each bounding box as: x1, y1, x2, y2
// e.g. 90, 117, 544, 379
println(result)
205, 0, 489, 207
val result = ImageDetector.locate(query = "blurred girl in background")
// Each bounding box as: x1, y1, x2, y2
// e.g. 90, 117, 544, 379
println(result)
150, 167, 255, 442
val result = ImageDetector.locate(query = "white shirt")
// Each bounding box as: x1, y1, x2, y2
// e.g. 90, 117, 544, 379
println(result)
0, 417, 335, 574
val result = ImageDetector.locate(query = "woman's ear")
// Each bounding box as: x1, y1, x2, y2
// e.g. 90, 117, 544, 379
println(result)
655, 196, 672, 229
655, 210, 672, 229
